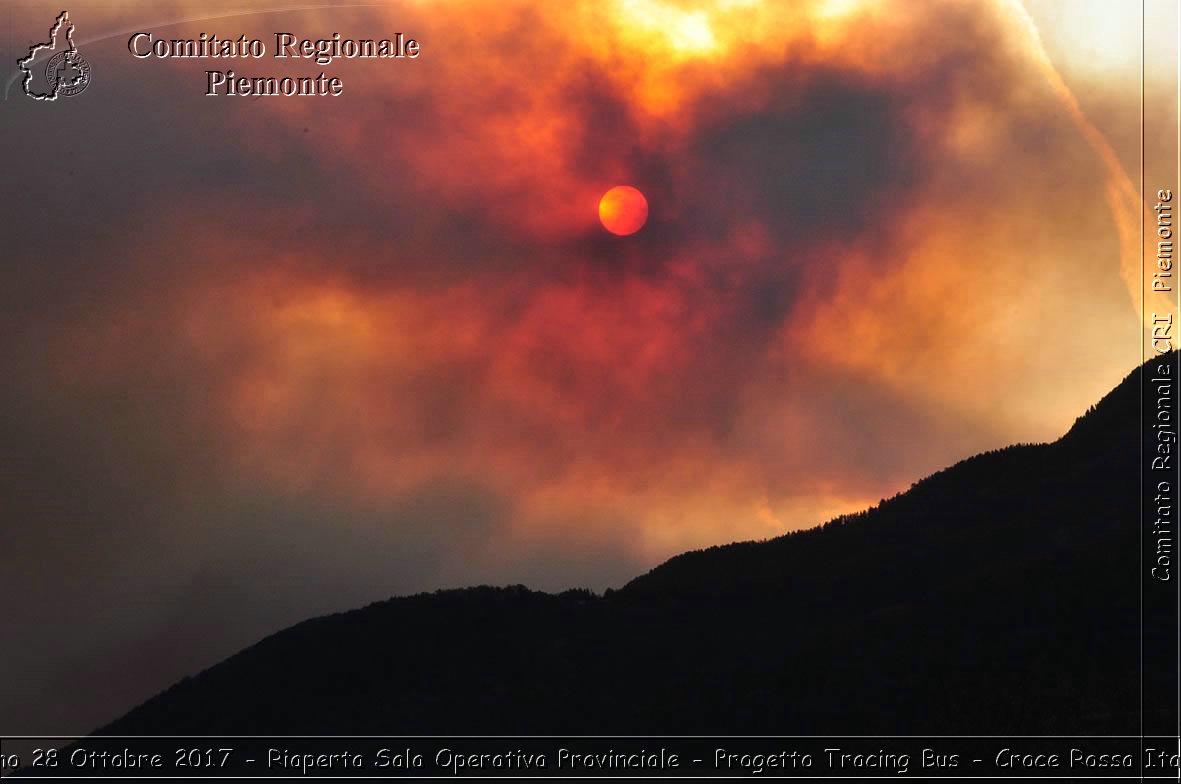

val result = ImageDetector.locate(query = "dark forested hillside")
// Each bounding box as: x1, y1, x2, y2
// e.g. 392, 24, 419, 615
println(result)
92, 355, 1172, 736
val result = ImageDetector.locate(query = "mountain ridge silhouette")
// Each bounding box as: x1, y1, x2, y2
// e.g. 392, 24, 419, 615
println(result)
89, 353, 1174, 736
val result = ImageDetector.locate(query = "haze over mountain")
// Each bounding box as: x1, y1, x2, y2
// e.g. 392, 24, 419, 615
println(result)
92, 355, 1172, 736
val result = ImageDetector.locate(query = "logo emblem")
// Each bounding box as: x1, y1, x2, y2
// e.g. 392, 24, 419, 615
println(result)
18, 11, 91, 100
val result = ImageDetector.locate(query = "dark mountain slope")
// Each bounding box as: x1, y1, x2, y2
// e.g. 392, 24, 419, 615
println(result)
93, 355, 1170, 736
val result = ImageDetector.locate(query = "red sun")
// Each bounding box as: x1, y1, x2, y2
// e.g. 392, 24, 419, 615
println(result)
598, 185, 649, 236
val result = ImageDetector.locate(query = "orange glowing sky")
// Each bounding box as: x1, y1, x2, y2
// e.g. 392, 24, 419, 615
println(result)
1, 0, 1155, 733
167, 0, 1141, 554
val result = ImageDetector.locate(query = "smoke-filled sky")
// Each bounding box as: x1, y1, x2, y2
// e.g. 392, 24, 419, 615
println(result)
0, 0, 1157, 733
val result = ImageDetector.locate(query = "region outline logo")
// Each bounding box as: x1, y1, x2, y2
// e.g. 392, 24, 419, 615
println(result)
18, 11, 92, 100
